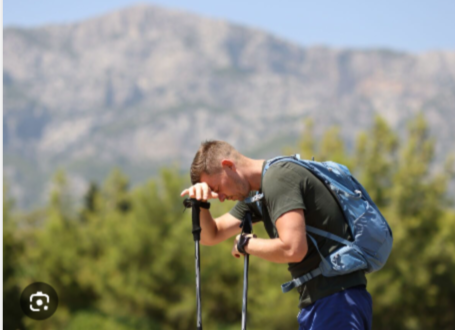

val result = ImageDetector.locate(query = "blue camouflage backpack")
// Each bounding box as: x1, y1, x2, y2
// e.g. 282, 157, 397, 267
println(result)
245, 155, 393, 293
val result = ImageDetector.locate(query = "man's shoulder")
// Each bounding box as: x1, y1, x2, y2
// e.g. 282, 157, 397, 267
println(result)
264, 160, 313, 182
262, 160, 313, 195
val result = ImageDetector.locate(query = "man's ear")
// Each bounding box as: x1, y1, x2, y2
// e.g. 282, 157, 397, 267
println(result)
221, 159, 236, 171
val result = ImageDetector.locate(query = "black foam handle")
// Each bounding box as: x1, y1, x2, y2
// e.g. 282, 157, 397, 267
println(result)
183, 198, 206, 241
191, 205, 202, 242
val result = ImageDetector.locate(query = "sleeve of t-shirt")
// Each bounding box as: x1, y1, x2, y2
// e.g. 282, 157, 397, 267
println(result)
263, 164, 306, 224
229, 200, 263, 223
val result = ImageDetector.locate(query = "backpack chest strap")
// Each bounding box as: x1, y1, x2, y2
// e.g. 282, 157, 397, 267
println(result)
281, 267, 322, 293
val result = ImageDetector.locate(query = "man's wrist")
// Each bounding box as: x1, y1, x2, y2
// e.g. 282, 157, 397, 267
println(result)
237, 234, 253, 255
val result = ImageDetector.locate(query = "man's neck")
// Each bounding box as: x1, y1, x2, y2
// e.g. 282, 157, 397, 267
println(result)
243, 158, 265, 191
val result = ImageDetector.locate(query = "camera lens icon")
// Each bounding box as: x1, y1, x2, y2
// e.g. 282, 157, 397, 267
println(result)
20, 282, 58, 320
30, 291, 50, 312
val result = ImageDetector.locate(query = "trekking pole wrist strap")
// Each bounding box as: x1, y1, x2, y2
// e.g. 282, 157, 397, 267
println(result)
183, 198, 210, 210
237, 234, 253, 255
194, 200, 210, 209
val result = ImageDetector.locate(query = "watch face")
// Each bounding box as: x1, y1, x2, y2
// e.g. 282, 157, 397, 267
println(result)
20, 282, 59, 320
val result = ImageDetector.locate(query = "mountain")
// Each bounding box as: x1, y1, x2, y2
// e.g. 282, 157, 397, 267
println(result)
4, 4, 455, 209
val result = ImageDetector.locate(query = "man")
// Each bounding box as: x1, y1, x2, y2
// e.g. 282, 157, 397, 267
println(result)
181, 140, 372, 329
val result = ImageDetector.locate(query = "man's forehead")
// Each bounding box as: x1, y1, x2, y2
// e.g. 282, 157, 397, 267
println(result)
200, 173, 219, 188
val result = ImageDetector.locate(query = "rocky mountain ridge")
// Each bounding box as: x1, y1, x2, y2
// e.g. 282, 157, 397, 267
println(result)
4, 4, 455, 208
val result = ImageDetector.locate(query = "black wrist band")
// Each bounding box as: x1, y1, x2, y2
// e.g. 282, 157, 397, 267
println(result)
237, 234, 252, 255
196, 200, 210, 209
199, 201, 210, 210
183, 198, 211, 209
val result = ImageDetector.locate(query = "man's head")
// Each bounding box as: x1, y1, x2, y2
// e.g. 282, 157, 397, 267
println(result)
190, 140, 250, 202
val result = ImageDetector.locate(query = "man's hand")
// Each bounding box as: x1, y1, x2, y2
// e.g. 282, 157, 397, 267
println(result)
232, 234, 257, 258
181, 182, 219, 201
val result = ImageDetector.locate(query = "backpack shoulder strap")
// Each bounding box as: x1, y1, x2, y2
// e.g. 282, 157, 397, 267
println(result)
306, 225, 353, 247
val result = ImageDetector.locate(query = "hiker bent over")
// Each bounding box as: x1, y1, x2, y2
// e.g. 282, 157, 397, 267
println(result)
181, 140, 372, 330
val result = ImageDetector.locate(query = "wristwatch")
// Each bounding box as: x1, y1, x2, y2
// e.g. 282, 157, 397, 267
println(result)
237, 234, 253, 255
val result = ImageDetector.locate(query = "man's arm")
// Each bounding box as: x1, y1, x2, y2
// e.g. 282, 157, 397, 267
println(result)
181, 183, 242, 246
232, 209, 308, 263
199, 211, 243, 246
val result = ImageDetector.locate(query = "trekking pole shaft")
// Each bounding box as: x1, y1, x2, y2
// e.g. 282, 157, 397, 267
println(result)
241, 254, 249, 330
240, 211, 253, 330
185, 199, 203, 330
195, 241, 202, 330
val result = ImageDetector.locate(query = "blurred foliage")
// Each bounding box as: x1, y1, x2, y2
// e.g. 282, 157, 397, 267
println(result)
3, 115, 455, 330
3, 183, 26, 330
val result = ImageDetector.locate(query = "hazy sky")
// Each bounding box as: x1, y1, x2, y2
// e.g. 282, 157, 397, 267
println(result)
3, 0, 455, 53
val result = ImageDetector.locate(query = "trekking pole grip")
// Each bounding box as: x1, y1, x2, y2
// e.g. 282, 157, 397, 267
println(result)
183, 198, 210, 242
183, 198, 207, 330
191, 204, 202, 242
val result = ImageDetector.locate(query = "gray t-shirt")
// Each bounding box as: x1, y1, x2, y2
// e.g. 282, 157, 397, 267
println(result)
230, 160, 367, 308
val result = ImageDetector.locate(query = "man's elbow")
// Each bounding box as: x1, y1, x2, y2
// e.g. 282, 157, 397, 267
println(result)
200, 232, 222, 246
200, 238, 217, 246
286, 246, 307, 263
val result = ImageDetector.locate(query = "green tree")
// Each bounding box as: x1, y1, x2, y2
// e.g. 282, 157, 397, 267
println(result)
296, 118, 317, 159
318, 126, 354, 168
3, 183, 26, 330
8, 114, 455, 330
355, 116, 399, 208
294, 119, 354, 168
18, 171, 95, 330
367, 114, 455, 330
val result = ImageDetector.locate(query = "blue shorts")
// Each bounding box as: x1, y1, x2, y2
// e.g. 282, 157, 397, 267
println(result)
297, 286, 372, 330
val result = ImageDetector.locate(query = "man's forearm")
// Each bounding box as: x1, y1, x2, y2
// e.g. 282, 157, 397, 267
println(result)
243, 237, 307, 264
199, 209, 219, 245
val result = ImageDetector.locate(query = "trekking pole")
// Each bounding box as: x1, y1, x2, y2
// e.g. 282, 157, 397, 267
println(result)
240, 211, 253, 330
183, 198, 210, 330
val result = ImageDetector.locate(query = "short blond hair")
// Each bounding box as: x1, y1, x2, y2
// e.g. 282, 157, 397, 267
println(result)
190, 140, 240, 184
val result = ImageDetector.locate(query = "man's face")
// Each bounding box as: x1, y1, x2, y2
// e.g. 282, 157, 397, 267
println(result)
200, 167, 250, 202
